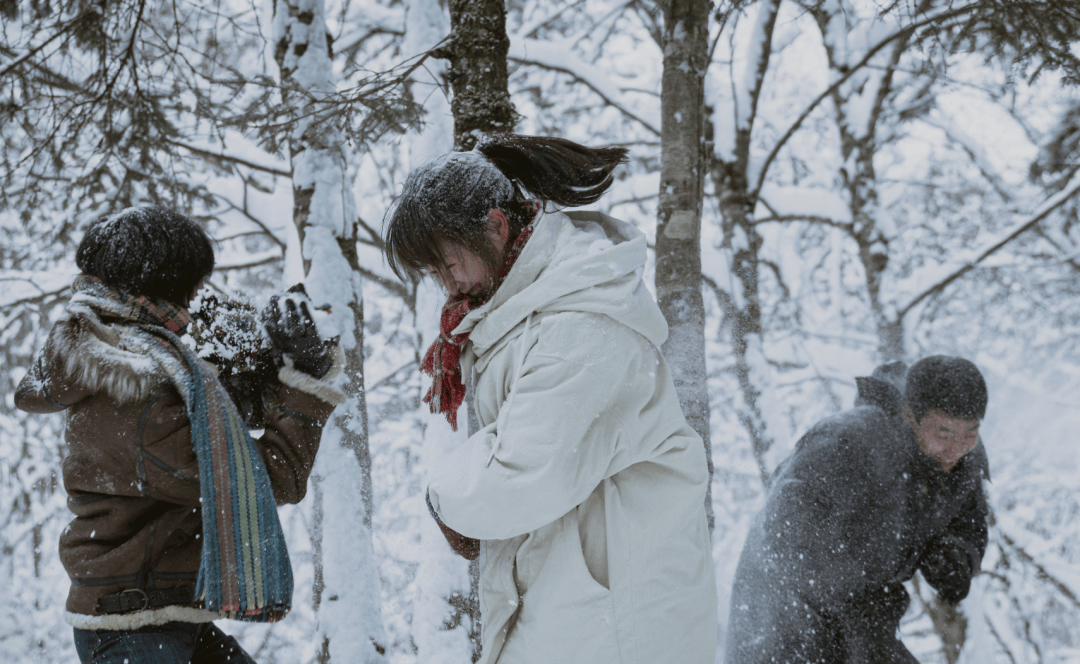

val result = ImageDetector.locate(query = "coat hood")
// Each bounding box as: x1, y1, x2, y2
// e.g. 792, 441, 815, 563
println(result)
456, 209, 667, 374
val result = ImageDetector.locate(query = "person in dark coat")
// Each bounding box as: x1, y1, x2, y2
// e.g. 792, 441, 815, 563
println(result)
15, 206, 344, 664
725, 356, 990, 664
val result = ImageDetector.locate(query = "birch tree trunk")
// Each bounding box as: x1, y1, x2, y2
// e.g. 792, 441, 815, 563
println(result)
656, 0, 714, 531
434, 0, 516, 150
272, 1, 386, 661
708, 0, 783, 486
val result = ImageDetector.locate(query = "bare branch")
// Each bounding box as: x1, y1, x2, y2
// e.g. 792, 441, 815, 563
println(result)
213, 251, 282, 271
753, 214, 854, 232
356, 216, 383, 248
212, 194, 288, 251
355, 265, 409, 300
0, 12, 83, 80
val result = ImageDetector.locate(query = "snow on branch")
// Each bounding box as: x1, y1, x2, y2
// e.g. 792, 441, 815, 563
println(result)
0, 271, 77, 310
921, 105, 1017, 203
997, 526, 1080, 610
508, 36, 660, 136
752, 2, 982, 199
169, 138, 291, 178
897, 171, 1080, 319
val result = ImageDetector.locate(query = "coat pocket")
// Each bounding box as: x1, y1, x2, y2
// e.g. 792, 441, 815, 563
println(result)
561, 510, 612, 600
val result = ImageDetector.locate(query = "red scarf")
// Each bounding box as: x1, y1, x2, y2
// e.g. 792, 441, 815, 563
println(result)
421, 214, 537, 430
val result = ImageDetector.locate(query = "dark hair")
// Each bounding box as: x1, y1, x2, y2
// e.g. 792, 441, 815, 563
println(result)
905, 356, 988, 421
383, 133, 628, 281
76, 205, 215, 305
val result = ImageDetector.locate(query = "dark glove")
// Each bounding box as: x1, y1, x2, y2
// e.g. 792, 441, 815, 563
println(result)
919, 538, 974, 605
427, 490, 480, 560
261, 286, 335, 379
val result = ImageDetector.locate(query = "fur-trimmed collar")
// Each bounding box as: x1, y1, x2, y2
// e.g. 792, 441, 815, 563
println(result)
50, 307, 167, 403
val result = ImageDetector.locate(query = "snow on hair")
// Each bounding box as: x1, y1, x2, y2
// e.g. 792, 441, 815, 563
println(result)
383, 133, 627, 280
76, 205, 214, 305
905, 355, 988, 421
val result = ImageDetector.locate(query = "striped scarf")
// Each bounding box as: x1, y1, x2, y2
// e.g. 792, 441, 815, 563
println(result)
69, 275, 292, 622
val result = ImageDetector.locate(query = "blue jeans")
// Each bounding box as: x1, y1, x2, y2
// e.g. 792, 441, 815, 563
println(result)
74, 621, 257, 664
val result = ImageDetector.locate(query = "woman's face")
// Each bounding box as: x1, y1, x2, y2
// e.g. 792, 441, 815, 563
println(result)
430, 243, 495, 302
427, 210, 510, 303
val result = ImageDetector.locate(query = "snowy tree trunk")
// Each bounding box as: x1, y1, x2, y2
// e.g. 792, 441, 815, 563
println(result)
432, 0, 516, 150
808, 3, 909, 363
272, 1, 386, 661
655, 0, 714, 532
709, 0, 782, 486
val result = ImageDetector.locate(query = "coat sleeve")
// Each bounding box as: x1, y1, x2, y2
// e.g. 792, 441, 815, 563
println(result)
427, 314, 642, 540
14, 323, 93, 413
256, 382, 339, 504
753, 414, 900, 610
918, 484, 988, 604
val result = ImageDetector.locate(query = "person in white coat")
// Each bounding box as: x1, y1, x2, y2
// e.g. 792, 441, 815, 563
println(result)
383, 134, 718, 664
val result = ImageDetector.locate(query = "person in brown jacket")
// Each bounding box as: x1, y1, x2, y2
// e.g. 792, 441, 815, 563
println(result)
15, 206, 345, 664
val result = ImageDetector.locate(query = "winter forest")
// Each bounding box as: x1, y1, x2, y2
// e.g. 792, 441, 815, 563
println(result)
3, 0, 1080, 662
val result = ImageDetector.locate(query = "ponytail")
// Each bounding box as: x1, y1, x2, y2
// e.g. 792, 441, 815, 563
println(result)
383, 133, 627, 281
476, 134, 628, 207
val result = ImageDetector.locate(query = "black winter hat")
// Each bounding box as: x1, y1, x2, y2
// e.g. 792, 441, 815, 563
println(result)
905, 355, 988, 421
76, 205, 215, 305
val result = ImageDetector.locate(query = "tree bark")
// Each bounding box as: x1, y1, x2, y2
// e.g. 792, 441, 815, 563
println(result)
273, 1, 386, 661
402, 0, 481, 660
656, 0, 714, 531
434, 0, 517, 150
437, 0, 518, 658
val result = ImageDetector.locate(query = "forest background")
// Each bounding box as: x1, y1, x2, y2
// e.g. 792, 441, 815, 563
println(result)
3, 0, 1080, 662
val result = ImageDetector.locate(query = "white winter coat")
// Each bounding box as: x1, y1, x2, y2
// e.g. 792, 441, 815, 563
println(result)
427, 209, 718, 664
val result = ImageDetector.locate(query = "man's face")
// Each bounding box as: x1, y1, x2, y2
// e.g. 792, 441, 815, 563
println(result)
907, 408, 980, 472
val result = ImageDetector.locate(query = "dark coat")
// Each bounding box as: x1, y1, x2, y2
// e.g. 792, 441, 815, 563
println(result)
14, 309, 341, 624
725, 369, 989, 664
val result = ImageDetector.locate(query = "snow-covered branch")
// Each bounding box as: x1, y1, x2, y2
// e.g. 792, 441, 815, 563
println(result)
752, 3, 981, 199
0, 286, 70, 312
169, 139, 291, 178
897, 171, 1080, 319
998, 528, 1080, 610
508, 36, 660, 136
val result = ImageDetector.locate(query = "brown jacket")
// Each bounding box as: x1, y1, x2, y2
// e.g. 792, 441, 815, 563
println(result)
15, 309, 344, 627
